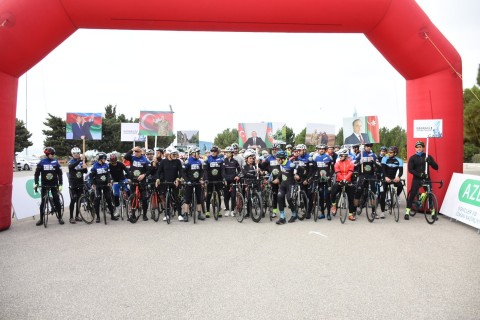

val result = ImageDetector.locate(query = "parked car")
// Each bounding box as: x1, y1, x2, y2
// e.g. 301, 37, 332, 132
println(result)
13, 157, 32, 171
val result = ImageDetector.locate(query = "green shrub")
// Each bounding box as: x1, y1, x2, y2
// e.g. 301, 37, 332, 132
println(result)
472, 154, 480, 163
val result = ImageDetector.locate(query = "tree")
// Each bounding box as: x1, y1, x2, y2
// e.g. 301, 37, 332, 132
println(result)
335, 128, 344, 146
214, 128, 239, 148
294, 128, 306, 146
378, 126, 407, 159
283, 126, 295, 146
43, 113, 76, 157
463, 65, 480, 161
15, 119, 33, 153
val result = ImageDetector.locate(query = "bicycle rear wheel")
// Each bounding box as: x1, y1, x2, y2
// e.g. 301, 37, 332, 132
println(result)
191, 191, 197, 224
235, 191, 245, 223
165, 191, 172, 224
392, 192, 400, 222
43, 194, 50, 228
78, 195, 95, 224
296, 190, 308, 220
312, 191, 319, 222
150, 191, 160, 222
56, 193, 64, 220
127, 194, 140, 223
212, 191, 220, 221
251, 191, 263, 223
365, 191, 377, 223
339, 192, 348, 224
424, 192, 438, 225
408, 191, 418, 217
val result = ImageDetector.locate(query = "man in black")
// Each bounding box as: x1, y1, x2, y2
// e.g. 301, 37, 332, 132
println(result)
67, 147, 87, 223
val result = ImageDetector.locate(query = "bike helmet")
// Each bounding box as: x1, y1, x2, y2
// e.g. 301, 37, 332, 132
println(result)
415, 141, 425, 148
109, 153, 117, 162
275, 150, 287, 159
286, 144, 292, 149
165, 146, 177, 154
337, 148, 349, 156
388, 146, 399, 155
210, 145, 219, 152
71, 147, 81, 155
380, 146, 387, 151
364, 143, 373, 147
225, 146, 234, 153
231, 143, 239, 149
317, 144, 327, 150
296, 144, 307, 150
97, 152, 107, 161
44, 147, 56, 155
272, 143, 280, 149
352, 144, 360, 148
191, 147, 200, 153
244, 150, 256, 158
146, 149, 154, 155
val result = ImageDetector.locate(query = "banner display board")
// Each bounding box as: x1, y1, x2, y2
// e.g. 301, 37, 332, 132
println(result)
66, 112, 102, 140
121, 123, 145, 142
238, 122, 270, 150
306, 123, 335, 146
413, 119, 443, 138
177, 130, 199, 147
139, 111, 174, 136
199, 141, 213, 154
12, 173, 71, 220
343, 116, 379, 145
440, 173, 480, 230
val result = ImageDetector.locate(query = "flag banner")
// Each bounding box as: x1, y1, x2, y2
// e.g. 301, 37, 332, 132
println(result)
139, 111, 174, 136
343, 116, 379, 145
66, 112, 102, 140
121, 123, 145, 142
238, 123, 270, 150
306, 123, 335, 146
413, 119, 443, 138
177, 130, 199, 147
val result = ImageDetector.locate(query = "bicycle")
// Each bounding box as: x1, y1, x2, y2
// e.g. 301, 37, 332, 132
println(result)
310, 179, 320, 222
291, 182, 308, 220
410, 180, 443, 224
207, 181, 223, 221
112, 181, 130, 221
162, 182, 181, 224
38, 186, 64, 228
77, 184, 95, 224
260, 175, 274, 221
234, 182, 245, 222
127, 182, 143, 223
148, 183, 161, 222
356, 177, 379, 223
185, 182, 203, 224
335, 181, 349, 224
384, 181, 400, 222
235, 180, 263, 223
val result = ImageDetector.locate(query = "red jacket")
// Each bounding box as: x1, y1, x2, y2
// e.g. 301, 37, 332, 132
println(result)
335, 159, 354, 182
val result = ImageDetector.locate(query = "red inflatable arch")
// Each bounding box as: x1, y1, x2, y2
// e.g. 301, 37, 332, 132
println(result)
0, 0, 463, 230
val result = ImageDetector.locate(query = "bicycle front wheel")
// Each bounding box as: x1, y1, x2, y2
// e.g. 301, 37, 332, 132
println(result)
296, 190, 308, 220
150, 191, 160, 222
102, 195, 107, 225
165, 191, 172, 224
43, 195, 50, 228
312, 191, 319, 222
235, 191, 245, 223
251, 191, 263, 223
78, 195, 95, 224
127, 194, 140, 223
339, 192, 348, 224
424, 192, 439, 225
365, 191, 377, 223
392, 192, 400, 222
56, 193, 64, 220
212, 191, 220, 221
408, 191, 418, 217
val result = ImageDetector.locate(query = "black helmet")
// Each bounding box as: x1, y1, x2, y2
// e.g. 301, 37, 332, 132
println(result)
272, 143, 280, 149
275, 150, 288, 159
97, 152, 107, 161
388, 146, 399, 155
210, 145, 219, 152
380, 146, 387, 151
415, 141, 425, 148
44, 147, 56, 155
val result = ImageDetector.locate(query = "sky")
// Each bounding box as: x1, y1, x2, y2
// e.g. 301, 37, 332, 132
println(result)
15, 0, 480, 155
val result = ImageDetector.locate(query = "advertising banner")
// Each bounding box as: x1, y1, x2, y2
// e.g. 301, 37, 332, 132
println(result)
66, 112, 102, 140
440, 173, 480, 230
413, 119, 443, 138
139, 111, 174, 136
121, 123, 145, 142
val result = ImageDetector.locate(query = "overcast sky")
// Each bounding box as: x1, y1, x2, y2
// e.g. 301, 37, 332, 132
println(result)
15, 0, 480, 155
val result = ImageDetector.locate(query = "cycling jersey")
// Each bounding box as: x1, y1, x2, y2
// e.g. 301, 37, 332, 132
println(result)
408, 153, 438, 180
279, 159, 296, 185
355, 150, 379, 175
183, 156, 203, 183
259, 155, 281, 177
203, 155, 224, 181
222, 157, 240, 182
381, 156, 403, 179
124, 150, 150, 181
334, 159, 354, 182
109, 161, 129, 182
310, 153, 334, 180
157, 157, 183, 182
35, 157, 63, 186
90, 162, 111, 186
68, 158, 87, 187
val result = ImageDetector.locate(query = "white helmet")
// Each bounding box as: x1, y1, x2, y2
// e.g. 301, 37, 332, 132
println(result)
166, 146, 178, 154
244, 150, 256, 158
337, 148, 349, 156
296, 144, 307, 150
225, 146, 234, 152
71, 147, 81, 155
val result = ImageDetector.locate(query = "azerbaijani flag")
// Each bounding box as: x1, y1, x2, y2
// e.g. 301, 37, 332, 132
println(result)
367, 116, 379, 143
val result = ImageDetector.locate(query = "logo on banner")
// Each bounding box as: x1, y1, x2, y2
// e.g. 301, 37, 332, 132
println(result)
458, 179, 480, 207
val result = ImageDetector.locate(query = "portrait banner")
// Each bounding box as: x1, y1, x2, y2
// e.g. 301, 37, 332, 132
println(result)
121, 123, 145, 142
177, 130, 199, 147
343, 116, 379, 145
66, 112, 102, 140
306, 123, 335, 146
139, 111, 174, 136
413, 119, 443, 138
238, 122, 270, 150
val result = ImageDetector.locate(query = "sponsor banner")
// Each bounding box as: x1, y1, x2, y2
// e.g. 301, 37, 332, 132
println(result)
305, 123, 335, 146
343, 116, 379, 144
121, 123, 145, 142
66, 112, 102, 140
413, 119, 443, 138
12, 173, 71, 220
139, 111, 174, 136
441, 173, 480, 230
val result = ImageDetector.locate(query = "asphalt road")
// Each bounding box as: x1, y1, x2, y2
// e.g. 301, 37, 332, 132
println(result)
1, 166, 479, 319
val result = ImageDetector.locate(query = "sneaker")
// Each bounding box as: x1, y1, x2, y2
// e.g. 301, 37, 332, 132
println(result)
271, 212, 277, 218
36, 219, 44, 226
184, 213, 189, 222
58, 219, 65, 225
143, 215, 148, 221
348, 214, 356, 221
288, 216, 297, 223
178, 214, 184, 221
379, 211, 385, 219
75, 216, 82, 222
331, 205, 337, 215
276, 218, 286, 225
197, 213, 206, 220
163, 216, 167, 221
96, 217, 101, 223
69, 218, 76, 224
327, 213, 331, 221
224, 211, 230, 217
404, 213, 410, 220
305, 213, 311, 219
319, 214, 325, 219
205, 212, 211, 218
218, 212, 222, 218
230, 210, 235, 217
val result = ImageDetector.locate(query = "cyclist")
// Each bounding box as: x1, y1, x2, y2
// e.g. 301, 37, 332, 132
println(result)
222, 146, 241, 216
203, 145, 224, 218
67, 147, 87, 224
309, 144, 334, 220
331, 148, 356, 221
156, 147, 184, 221
405, 141, 439, 220
231, 143, 245, 169
34, 147, 64, 226
285, 144, 293, 156
378, 146, 388, 163
274, 150, 298, 225
379, 146, 403, 219
259, 143, 281, 218
353, 143, 380, 217
182, 147, 206, 221
293, 144, 311, 219
89, 152, 117, 223
327, 145, 338, 163
108, 153, 130, 212
124, 146, 151, 222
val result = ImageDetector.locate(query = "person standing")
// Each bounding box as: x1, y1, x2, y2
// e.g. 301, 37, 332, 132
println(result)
89, 152, 117, 223
124, 146, 151, 222
34, 147, 64, 226
222, 146, 240, 217
67, 147, 87, 223
203, 145, 224, 218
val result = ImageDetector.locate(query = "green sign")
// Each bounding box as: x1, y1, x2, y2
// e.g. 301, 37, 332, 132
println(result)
458, 179, 480, 208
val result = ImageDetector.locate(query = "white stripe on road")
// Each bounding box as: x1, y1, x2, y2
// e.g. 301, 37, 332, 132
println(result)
309, 231, 328, 238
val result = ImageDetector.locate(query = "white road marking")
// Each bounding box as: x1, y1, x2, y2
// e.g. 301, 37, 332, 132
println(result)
309, 231, 328, 238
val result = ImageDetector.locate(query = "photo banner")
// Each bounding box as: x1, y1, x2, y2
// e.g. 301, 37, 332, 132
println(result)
270, 122, 286, 145
413, 119, 443, 138
238, 122, 270, 149
66, 112, 102, 140
121, 123, 146, 142
306, 123, 335, 146
139, 111, 174, 136
199, 141, 213, 154
177, 130, 199, 147
343, 116, 379, 144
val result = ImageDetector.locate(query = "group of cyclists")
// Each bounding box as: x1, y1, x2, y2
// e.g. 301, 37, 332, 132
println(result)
33, 139, 439, 226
